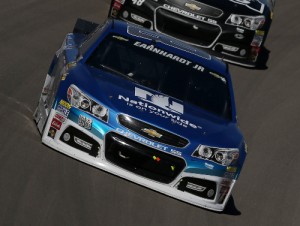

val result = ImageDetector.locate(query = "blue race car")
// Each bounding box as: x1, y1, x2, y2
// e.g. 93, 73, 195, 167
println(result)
34, 19, 247, 211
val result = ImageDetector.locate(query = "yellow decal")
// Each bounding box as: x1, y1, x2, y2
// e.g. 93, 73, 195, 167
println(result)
226, 166, 237, 173
61, 73, 68, 81
59, 99, 71, 109
256, 30, 265, 36
142, 128, 162, 138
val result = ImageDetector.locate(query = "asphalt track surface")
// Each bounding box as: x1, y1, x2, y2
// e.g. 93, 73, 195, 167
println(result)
0, 0, 300, 225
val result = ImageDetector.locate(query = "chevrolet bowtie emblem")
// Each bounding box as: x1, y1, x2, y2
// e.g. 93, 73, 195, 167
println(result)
141, 128, 162, 138
185, 3, 201, 11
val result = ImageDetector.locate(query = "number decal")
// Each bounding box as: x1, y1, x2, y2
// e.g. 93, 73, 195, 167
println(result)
132, 0, 145, 6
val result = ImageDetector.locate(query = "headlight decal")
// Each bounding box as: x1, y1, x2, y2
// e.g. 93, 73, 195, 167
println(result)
192, 145, 239, 166
67, 84, 109, 122
226, 14, 265, 30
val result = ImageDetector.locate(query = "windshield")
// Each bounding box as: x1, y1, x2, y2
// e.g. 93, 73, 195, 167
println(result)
86, 34, 232, 120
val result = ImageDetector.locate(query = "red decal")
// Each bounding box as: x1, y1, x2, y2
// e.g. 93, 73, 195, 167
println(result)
54, 113, 66, 123
51, 118, 62, 130
113, 2, 121, 9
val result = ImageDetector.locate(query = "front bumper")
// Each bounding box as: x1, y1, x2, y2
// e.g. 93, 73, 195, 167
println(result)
40, 108, 236, 212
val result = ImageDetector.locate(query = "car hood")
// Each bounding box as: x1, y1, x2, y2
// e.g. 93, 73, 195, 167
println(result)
65, 64, 243, 148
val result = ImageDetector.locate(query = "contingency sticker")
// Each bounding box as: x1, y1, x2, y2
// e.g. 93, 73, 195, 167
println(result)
78, 115, 92, 130
48, 127, 57, 139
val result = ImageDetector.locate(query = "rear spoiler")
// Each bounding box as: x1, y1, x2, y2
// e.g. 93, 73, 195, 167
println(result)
73, 18, 99, 35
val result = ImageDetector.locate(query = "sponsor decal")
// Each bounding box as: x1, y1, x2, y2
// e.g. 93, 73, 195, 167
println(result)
205, 162, 214, 169
113, 1, 122, 9
236, 27, 245, 33
221, 44, 239, 53
170, 149, 182, 156
111, 8, 118, 17
135, 87, 184, 114
74, 136, 93, 150
42, 74, 53, 95
118, 87, 202, 130
226, 166, 237, 173
185, 3, 201, 11
224, 172, 236, 179
51, 118, 62, 130
131, 13, 147, 23
133, 42, 205, 72
54, 113, 66, 123
163, 4, 217, 24
132, 0, 145, 6
221, 179, 232, 187
186, 182, 206, 192
42, 86, 51, 95
57, 105, 70, 117
61, 73, 68, 81
234, 33, 244, 40
229, 0, 265, 13
141, 128, 162, 138
256, 30, 265, 36
59, 99, 71, 109
66, 62, 77, 70
48, 127, 57, 139
116, 128, 181, 154
78, 115, 92, 130
218, 186, 229, 203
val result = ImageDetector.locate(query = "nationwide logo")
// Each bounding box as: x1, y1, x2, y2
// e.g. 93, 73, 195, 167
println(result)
135, 87, 184, 114
185, 3, 201, 11
141, 128, 162, 138
118, 87, 203, 130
